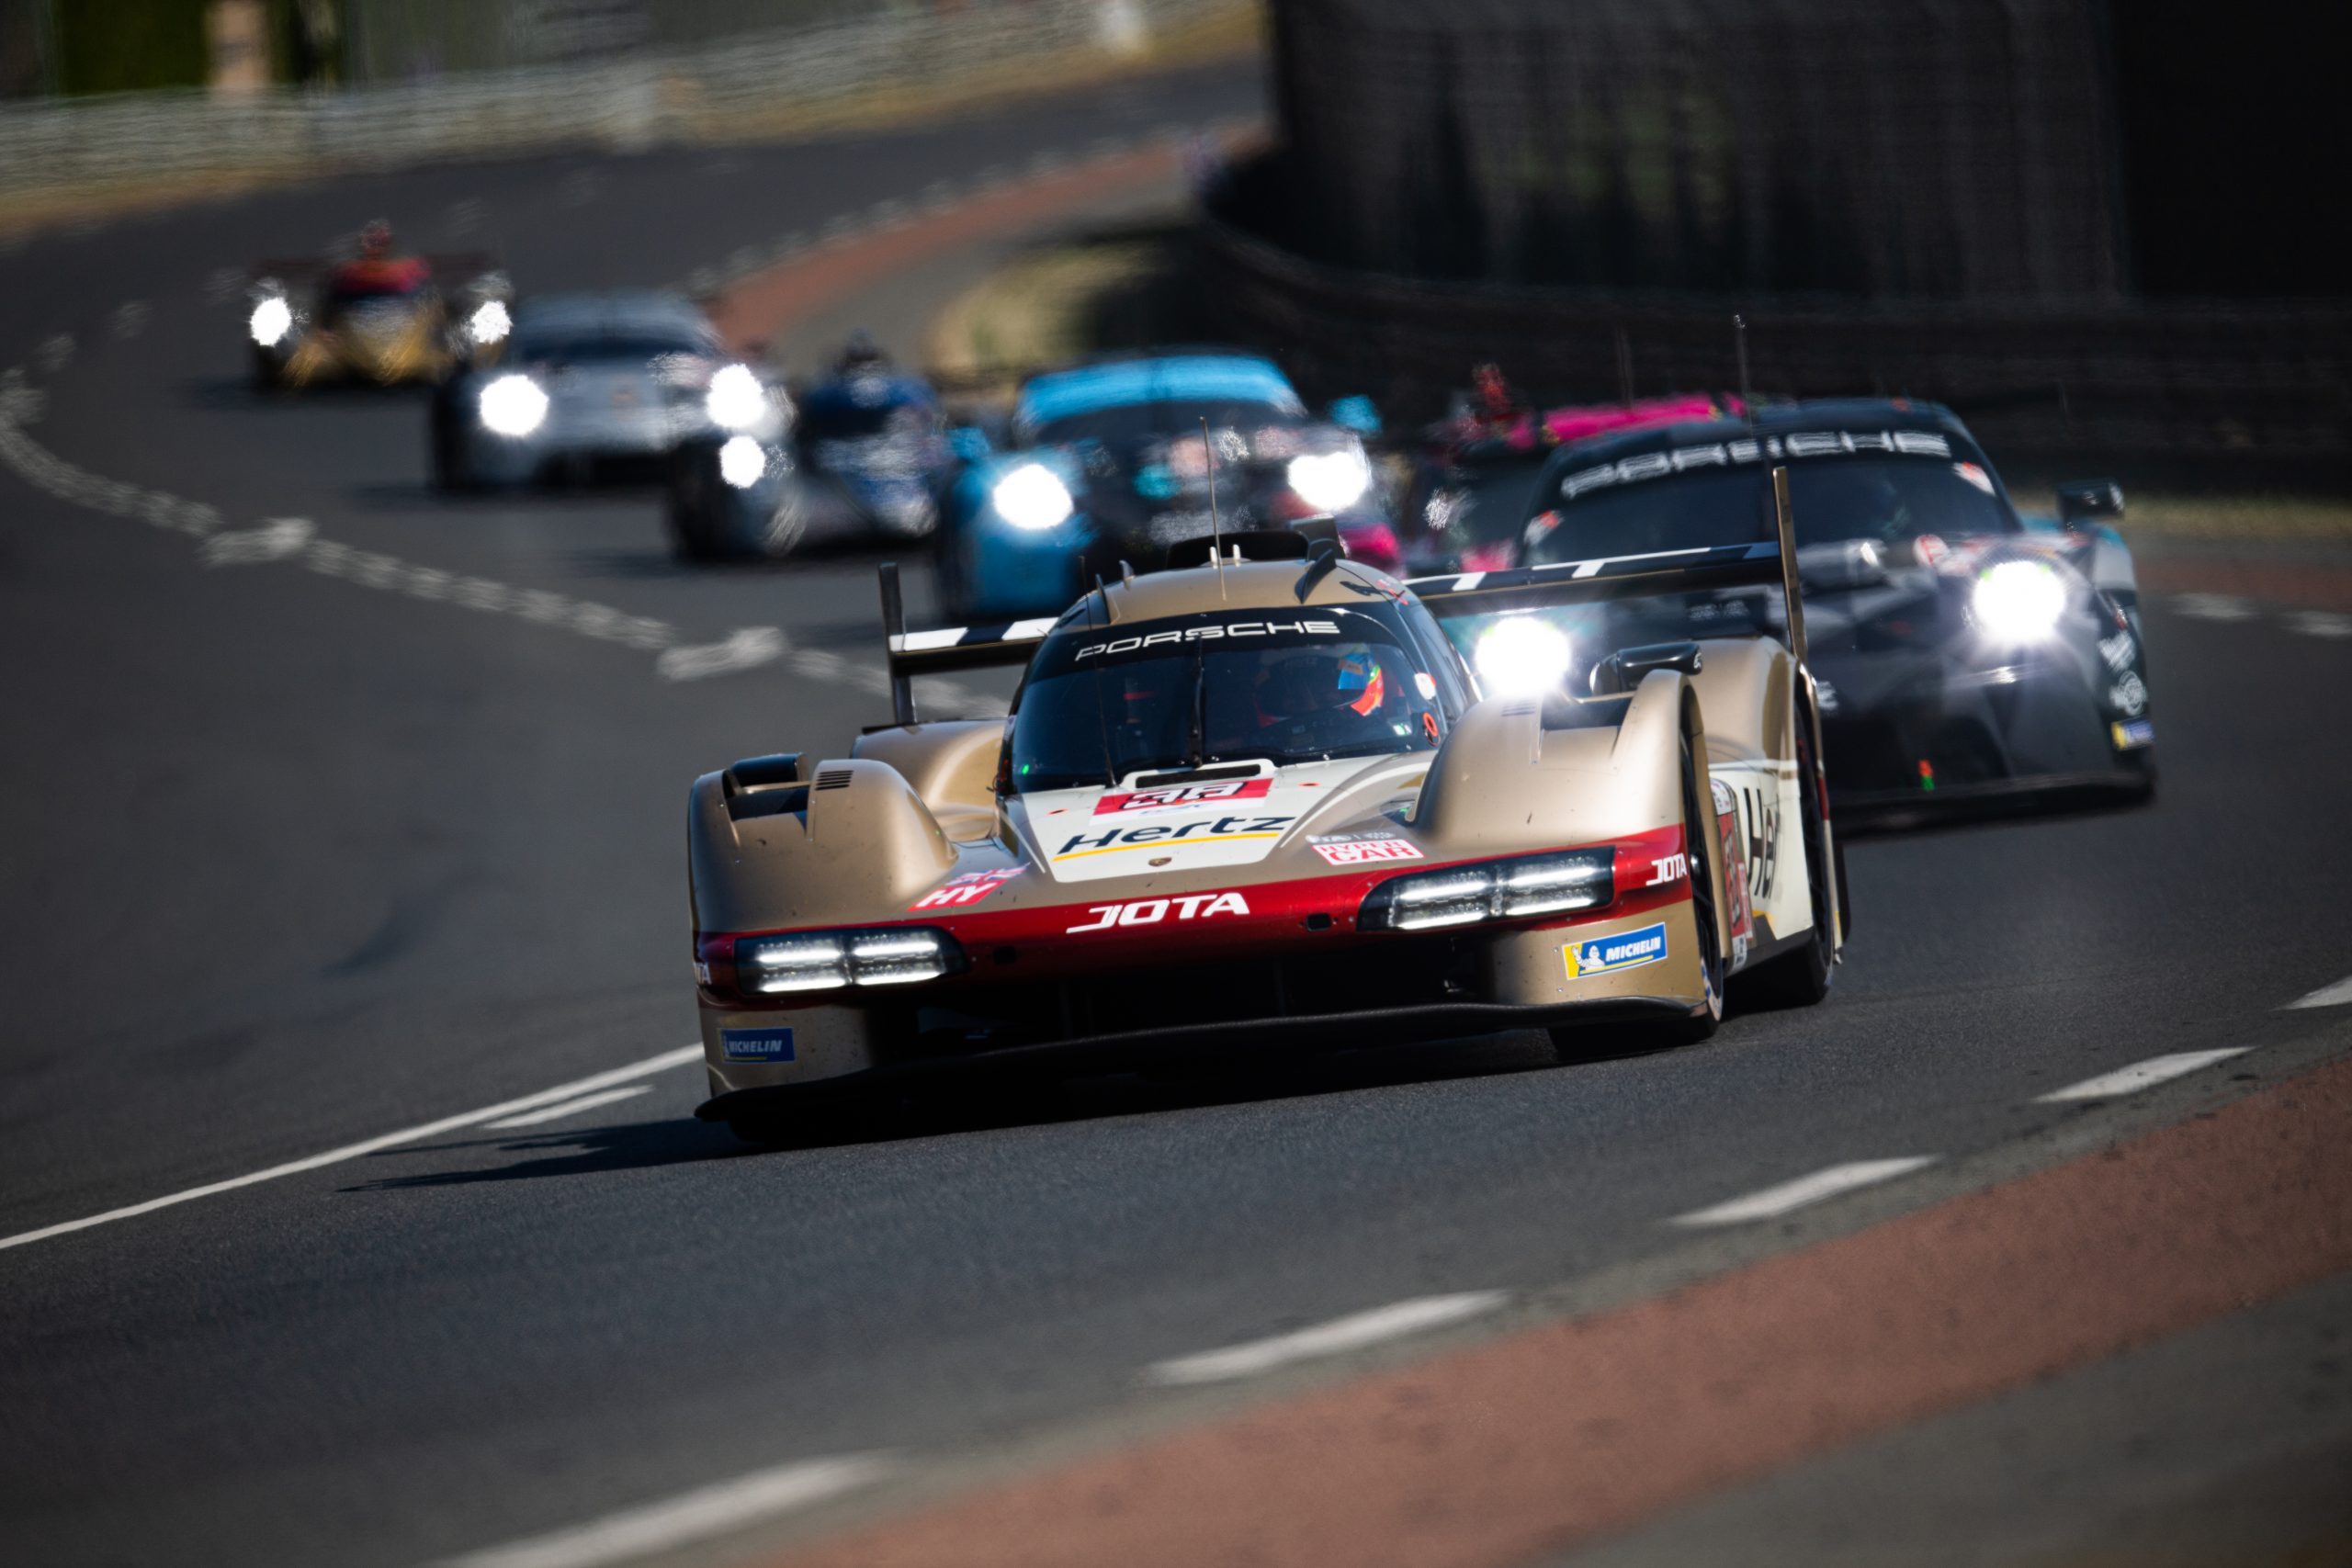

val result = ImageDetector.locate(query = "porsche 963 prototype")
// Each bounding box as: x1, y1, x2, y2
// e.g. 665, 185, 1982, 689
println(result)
684, 478, 1846, 1143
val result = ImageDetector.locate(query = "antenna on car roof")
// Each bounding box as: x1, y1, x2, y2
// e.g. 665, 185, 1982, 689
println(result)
1200, 416, 1227, 601
1735, 313, 1755, 428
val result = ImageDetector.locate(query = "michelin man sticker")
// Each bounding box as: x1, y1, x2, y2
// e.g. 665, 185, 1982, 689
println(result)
1565, 922, 1668, 980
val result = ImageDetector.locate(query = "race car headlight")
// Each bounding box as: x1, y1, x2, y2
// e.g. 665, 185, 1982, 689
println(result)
478, 373, 549, 437
1286, 448, 1372, 513
1971, 559, 2067, 643
466, 299, 511, 345
734, 927, 962, 994
248, 297, 293, 347
1359, 848, 1614, 932
718, 434, 769, 489
1472, 615, 1576, 697
992, 463, 1075, 531
705, 364, 768, 432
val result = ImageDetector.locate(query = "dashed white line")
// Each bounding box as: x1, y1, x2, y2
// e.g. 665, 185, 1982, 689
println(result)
0, 1045, 702, 1255
2288, 974, 2352, 1010
201, 515, 314, 565
2283, 610, 2352, 639
483, 1084, 655, 1130
658, 626, 786, 682
2170, 592, 2259, 622
2035, 1048, 2251, 1103
440, 1453, 895, 1568
35, 333, 74, 372
1670, 1157, 1939, 1228
109, 299, 151, 339
1144, 1292, 1509, 1386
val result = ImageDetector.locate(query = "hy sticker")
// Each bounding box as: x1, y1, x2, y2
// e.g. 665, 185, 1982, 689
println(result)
1565, 922, 1668, 980
910, 866, 1020, 910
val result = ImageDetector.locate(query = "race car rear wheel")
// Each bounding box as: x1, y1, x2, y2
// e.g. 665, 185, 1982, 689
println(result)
1739, 705, 1836, 1009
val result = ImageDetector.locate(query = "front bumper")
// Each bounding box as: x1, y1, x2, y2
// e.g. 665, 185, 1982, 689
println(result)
694, 899, 1706, 1106
1816, 649, 2152, 814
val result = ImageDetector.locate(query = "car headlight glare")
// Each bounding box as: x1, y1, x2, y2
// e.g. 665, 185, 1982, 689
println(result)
1359, 848, 1614, 931
1287, 448, 1372, 513
478, 373, 549, 436
467, 299, 511, 345
248, 296, 293, 347
991, 463, 1075, 531
1472, 615, 1576, 697
705, 363, 768, 432
718, 434, 768, 489
1971, 559, 2067, 642
734, 927, 960, 994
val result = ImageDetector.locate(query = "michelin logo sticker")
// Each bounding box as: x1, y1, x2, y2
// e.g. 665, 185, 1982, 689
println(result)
1565, 922, 1669, 980
721, 1027, 796, 1063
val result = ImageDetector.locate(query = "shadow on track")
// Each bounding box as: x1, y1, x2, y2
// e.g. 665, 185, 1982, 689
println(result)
341, 1025, 1712, 1187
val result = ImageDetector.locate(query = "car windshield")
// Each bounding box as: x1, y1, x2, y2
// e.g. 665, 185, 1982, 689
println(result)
1024, 398, 1301, 452
1009, 606, 1448, 793
1527, 453, 2015, 566
509, 333, 709, 364
804, 400, 931, 440
1427, 455, 1550, 546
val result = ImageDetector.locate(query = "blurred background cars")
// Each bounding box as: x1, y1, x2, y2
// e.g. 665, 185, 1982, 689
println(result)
932, 349, 1388, 620
430, 290, 782, 491
248, 220, 511, 389
1501, 400, 2154, 819
665, 334, 951, 561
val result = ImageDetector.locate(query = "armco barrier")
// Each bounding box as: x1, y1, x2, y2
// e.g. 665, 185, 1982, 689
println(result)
1197, 210, 2352, 464
0, 0, 1239, 207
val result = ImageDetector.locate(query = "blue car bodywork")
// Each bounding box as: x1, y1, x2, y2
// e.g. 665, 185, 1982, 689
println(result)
935, 354, 1382, 621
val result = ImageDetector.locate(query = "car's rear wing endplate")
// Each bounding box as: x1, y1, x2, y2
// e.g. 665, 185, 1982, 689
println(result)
876, 562, 1056, 724
1408, 465, 1811, 665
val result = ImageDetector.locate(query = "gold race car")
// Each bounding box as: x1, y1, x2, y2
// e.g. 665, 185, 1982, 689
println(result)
245, 231, 512, 390
685, 486, 1844, 1143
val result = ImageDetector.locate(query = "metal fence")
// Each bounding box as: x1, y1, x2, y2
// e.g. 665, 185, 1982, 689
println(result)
1261, 0, 2123, 300
0, 0, 1230, 203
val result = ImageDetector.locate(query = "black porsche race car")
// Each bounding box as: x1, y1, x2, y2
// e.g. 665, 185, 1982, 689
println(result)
1502, 400, 2154, 820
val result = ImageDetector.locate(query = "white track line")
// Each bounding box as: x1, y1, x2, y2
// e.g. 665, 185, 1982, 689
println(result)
1145, 1292, 1509, 1386
484, 1084, 655, 1130
2035, 1048, 2251, 1103
440, 1453, 894, 1568
2288, 973, 2352, 1010
0, 1045, 701, 1254
1670, 1157, 1938, 1228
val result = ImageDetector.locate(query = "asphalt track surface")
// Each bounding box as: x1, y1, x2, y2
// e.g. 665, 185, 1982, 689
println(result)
2, 60, 2350, 1568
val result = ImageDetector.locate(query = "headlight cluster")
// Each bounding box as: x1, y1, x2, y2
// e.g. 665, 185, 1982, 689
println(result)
1286, 448, 1372, 513
466, 299, 512, 345
478, 373, 549, 436
1359, 848, 1614, 932
248, 297, 293, 347
705, 363, 768, 432
1970, 559, 2067, 643
991, 463, 1075, 531
735, 927, 963, 993
718, 434, 769, 489
1471, 615, 1576, 697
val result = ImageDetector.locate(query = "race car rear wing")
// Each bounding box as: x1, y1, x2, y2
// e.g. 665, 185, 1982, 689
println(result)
876, 561, 1058, 724
1409, 466, 1811, 667
248, 252, 508, 289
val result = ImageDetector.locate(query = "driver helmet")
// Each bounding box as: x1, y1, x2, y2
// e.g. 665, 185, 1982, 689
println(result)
358, 220, 394, 258
836, 329, 887, 372
1259, 647, 1385, 723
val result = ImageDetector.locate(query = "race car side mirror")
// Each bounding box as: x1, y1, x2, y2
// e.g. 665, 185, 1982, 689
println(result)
948, 427, 991, 463
1327, 395, 1382, 437
2055, 479, 2124, 527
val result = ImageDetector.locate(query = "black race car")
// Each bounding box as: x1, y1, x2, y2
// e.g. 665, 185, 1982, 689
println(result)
1502, 400, 2154, 820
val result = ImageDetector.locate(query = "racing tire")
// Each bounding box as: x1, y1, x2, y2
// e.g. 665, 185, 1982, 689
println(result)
664, 447, 726, 564
1738, 707, 1836, 1010
429, 412, 477, 494
726, 1113, 799, 1149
